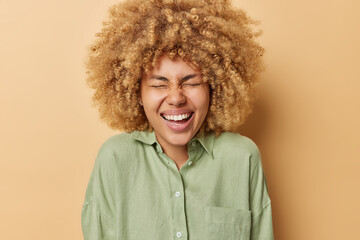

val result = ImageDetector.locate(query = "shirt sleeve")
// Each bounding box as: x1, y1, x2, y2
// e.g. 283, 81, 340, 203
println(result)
81, 143, 117, 240
249, 145, 275, 240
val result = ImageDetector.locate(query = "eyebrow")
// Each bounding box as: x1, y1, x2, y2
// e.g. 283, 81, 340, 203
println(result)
150, 74, 198, 82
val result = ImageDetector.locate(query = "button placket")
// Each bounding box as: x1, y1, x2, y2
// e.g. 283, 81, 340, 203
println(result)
168, 167, 188, 239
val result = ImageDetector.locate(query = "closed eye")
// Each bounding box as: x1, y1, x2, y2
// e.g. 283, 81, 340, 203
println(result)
182, 83, 201, 87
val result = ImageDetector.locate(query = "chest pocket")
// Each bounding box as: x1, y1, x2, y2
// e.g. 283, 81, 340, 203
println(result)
205, 206, 251, 240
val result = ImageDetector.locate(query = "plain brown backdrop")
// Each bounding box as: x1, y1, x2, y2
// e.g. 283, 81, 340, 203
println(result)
1, 0, 359, 239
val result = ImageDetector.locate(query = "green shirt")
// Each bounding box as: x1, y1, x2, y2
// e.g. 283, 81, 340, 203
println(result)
81, 131, 274, 240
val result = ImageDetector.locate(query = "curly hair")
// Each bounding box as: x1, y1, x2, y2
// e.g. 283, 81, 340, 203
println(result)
85, 0, 264, 136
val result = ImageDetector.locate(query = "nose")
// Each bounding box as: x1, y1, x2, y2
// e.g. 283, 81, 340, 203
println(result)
166, 87, 186, 106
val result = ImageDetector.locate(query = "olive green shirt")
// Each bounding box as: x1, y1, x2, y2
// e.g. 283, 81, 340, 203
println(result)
81, 131, 274, 240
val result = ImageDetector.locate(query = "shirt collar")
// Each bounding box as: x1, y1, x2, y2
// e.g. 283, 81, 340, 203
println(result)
130, 131, 157, 145
130, 130, 214, 159
192, 130, 214, 159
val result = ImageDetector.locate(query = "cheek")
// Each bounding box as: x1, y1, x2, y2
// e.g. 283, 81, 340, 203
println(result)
141, 89, 166, 110
189, 89, 210, 113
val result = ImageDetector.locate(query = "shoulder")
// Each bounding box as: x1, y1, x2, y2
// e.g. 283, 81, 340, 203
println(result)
211, 132, 262, 170
213, 132, 260, 157
95, 132, 137, 165
98, 132, 140, 154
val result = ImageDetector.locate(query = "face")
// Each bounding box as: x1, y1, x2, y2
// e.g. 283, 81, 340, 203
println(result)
140, 54, 210, 152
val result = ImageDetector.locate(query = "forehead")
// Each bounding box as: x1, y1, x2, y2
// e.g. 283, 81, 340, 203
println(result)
150, 54, 200, 76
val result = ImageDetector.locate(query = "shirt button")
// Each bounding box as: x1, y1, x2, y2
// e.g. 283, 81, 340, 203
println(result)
176, 232, 182, 238
175, 192, 181, 197
187, 161, 193, 166
191, 141, 196, 147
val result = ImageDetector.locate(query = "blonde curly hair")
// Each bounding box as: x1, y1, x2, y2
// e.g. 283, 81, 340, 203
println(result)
85, 0, 264, 136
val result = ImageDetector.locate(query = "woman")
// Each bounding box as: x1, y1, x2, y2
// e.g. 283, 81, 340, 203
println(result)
82, 0, 274, 239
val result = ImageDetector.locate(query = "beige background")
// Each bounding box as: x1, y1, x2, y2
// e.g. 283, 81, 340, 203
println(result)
1, 0, 359, 239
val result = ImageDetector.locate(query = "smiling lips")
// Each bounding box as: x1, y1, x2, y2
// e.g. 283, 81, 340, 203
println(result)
162, 112, 192, 121
160, 111, 194, 131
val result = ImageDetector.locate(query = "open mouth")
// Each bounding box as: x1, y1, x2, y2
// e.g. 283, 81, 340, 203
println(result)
161, 112, 194, 124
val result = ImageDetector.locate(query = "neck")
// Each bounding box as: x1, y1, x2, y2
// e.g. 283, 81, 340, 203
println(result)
168, 148, 189, 169
156, 138, 189, 170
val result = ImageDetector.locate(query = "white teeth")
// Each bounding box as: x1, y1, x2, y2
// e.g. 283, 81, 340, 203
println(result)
163, 113, 191, 121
